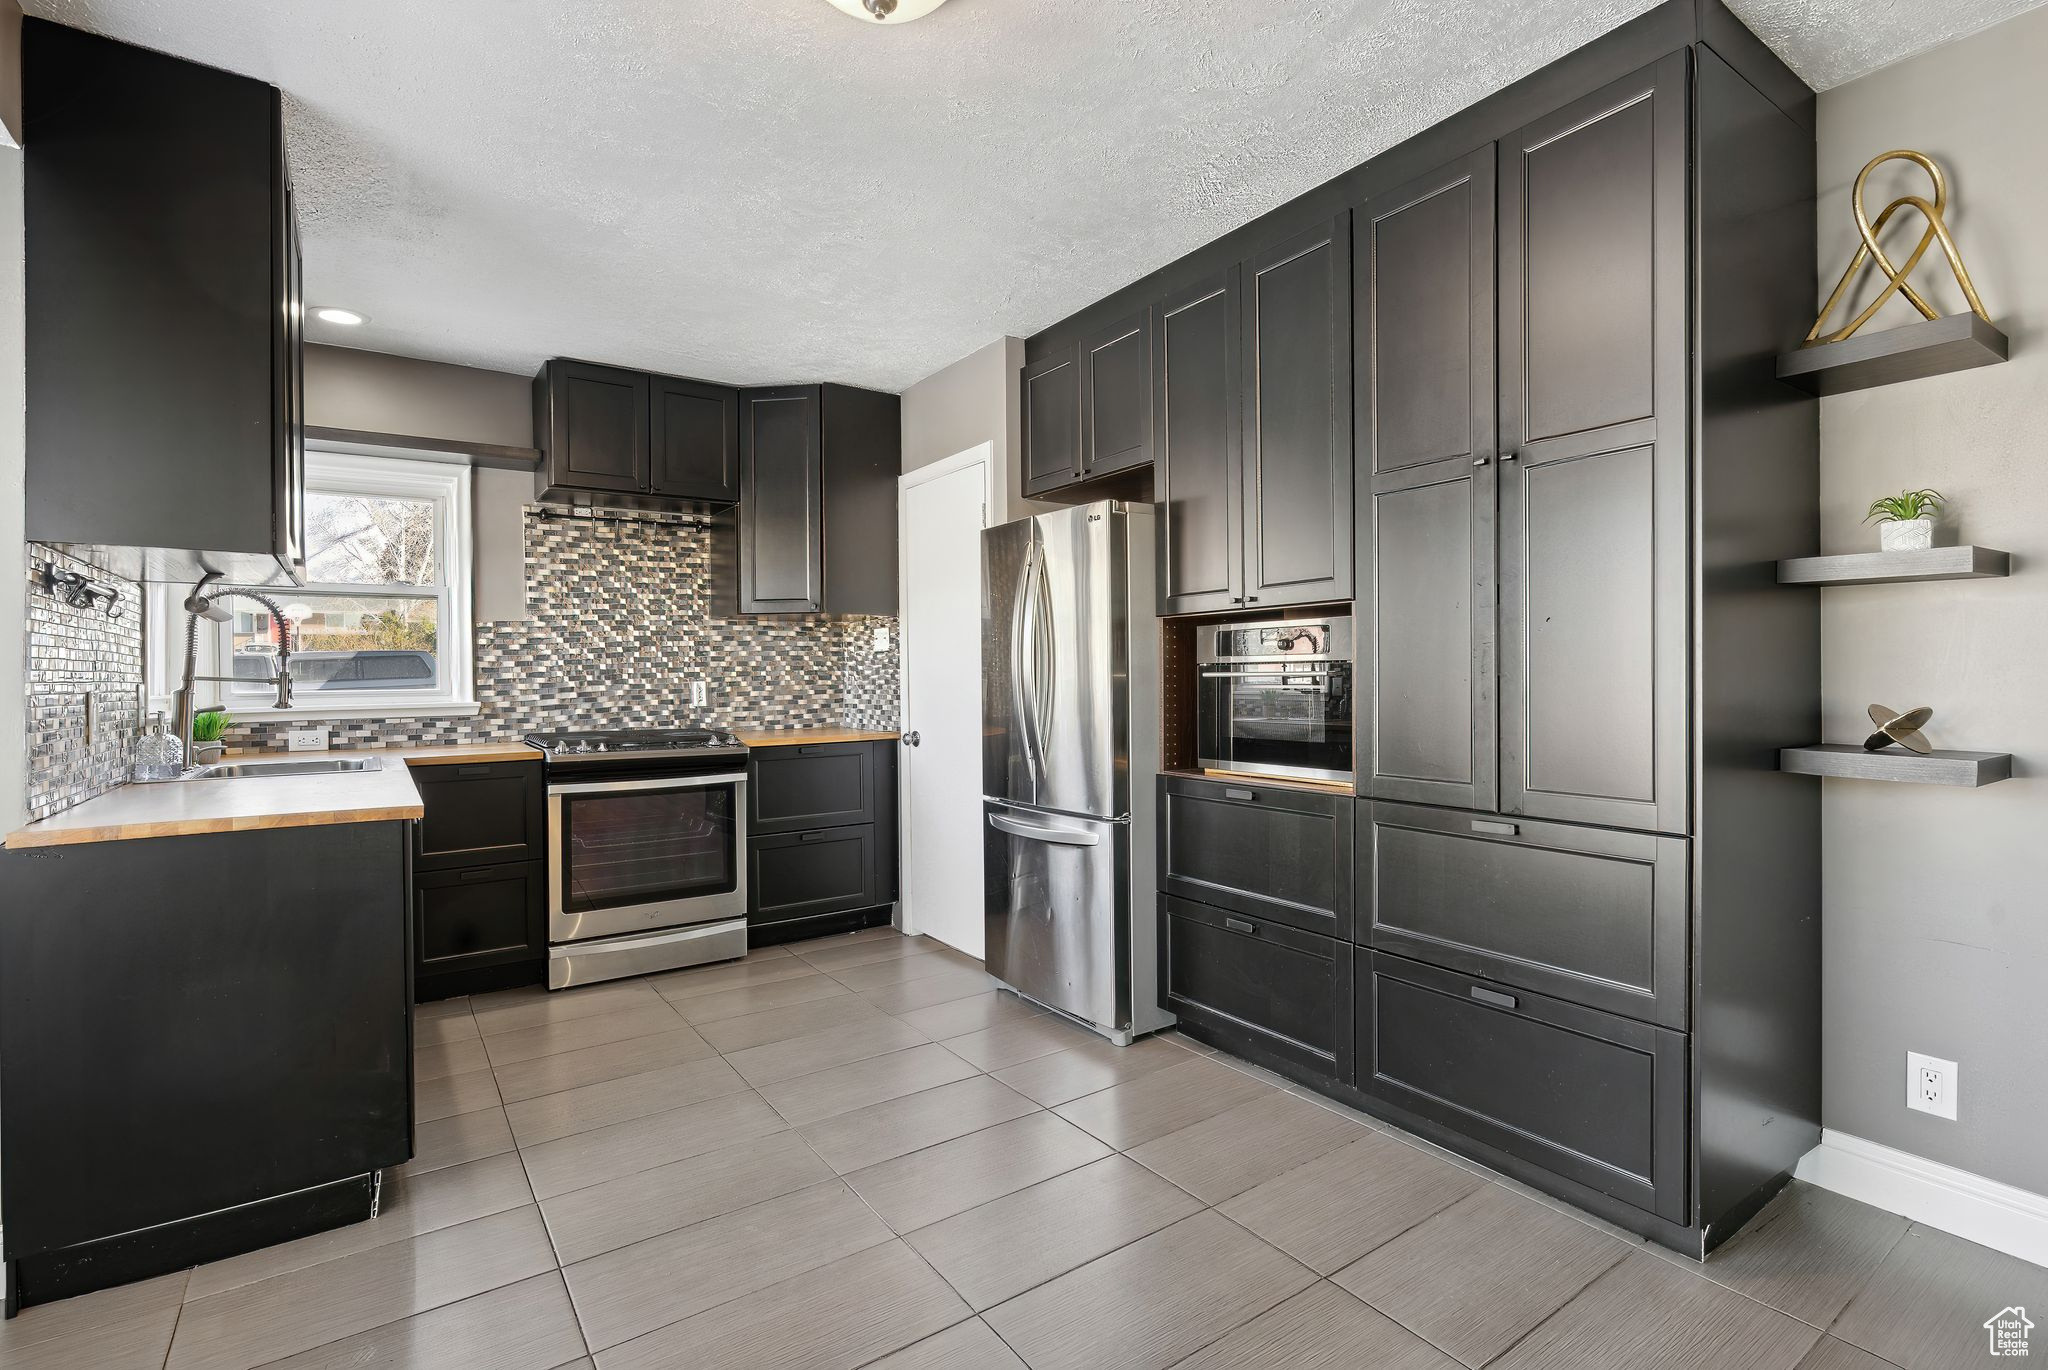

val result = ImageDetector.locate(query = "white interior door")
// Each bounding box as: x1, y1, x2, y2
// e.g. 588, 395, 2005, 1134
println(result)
899, 445, 992, 959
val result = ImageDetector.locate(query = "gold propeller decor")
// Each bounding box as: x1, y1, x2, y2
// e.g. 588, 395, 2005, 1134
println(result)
1805, 149, 1992, 346
1864, 703, 1934, 755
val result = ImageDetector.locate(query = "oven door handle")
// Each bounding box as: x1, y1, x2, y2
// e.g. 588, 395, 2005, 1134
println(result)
548, 772, 748, 797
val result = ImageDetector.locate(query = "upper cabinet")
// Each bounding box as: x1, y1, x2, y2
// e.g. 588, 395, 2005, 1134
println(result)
1021, 306, 1155, 499
1152, 220, 1353, 615
725, 384, 899, 617
534, 360, 737, 510
1241, 215, 1353, 611
1495, 56, 1689, 835
24, 20, 305, 585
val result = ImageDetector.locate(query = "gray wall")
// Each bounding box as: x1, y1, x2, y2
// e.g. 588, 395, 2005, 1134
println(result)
900, 336, 1048, 524
1815, 7, 2048, 1194
305, 344, 532, 623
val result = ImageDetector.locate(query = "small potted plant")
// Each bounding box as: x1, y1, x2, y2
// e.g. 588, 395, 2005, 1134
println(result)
1865, 488, 1944, 551
191, 708, 232, 764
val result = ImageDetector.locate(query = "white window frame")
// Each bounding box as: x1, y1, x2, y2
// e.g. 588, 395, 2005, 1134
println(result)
154, 450, 478, 721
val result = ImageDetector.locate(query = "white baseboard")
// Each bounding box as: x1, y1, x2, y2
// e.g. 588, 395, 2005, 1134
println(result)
1797, 1129, 2048, 1268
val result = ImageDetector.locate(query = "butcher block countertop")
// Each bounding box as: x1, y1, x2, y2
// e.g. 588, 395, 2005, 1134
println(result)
735, 727, 900, 747
387, 741, 542, 765
4, 762, 425, 849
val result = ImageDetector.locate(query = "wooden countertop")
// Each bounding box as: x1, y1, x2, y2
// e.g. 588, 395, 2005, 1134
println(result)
1159, 767, 1355, 797
735, 727, 900, 747
5, 762, 425, 849
389, 741, 542, 765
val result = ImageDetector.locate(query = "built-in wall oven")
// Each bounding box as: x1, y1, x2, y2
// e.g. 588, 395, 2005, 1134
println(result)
1196, 616, 1354, 784
526, 728, 750, 989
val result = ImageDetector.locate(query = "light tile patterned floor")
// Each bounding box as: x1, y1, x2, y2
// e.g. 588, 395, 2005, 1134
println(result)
5, 926, 2043, 1369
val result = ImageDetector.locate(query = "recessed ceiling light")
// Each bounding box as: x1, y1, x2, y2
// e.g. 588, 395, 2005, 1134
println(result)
312, 307, 367, 326
823, 0, 952, 23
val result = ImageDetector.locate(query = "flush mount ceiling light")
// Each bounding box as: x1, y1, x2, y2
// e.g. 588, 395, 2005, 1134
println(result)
312, 306, 367, 326
823, 0, 952, 23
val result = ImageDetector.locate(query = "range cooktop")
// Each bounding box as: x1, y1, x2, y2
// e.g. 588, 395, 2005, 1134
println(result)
523, 726, 747, 761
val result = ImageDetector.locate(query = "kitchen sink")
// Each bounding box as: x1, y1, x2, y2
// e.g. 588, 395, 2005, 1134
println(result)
190, 756, 384, 779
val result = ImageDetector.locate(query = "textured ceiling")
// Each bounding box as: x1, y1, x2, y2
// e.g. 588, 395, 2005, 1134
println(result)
24, 0, 2048, 391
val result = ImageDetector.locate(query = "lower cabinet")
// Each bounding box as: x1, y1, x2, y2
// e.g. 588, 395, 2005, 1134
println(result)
407, 757, 547, 1001
1355, 950, 1689, 1224
1159, 893, 1351, 1082
746, 739, 899, 945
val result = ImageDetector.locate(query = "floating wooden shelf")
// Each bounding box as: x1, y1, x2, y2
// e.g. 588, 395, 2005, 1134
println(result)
1779, 745, 2011, 787
1777, 545, 2011, 587
1777, 313, 2009, 396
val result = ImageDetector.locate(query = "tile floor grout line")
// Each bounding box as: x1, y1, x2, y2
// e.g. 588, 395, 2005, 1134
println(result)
1471, 1250, 1646, 1369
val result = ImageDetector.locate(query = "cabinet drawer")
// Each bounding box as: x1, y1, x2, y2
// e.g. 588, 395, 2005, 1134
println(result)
750, 825, 877, 926
749, 743, 876, 835
1160, 893, 1351, 1082
415, 860, 545, 972
1358, 950, 1687, 1224
410, 760, 545, 872
1159, 775, 1350, 939
1358, 800, 1686, 1028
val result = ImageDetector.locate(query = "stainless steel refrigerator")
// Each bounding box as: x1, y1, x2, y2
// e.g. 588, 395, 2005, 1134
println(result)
982, 501, 1172, 1045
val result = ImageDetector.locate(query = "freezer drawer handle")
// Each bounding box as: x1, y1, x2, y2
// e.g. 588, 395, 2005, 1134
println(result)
798, 831, 834, 842
988, 812, 1101, 847
1470, 819, 1519, 836
1468, 985, 1519, 1010
1224, 916, 1258, 936
1223, 787, 1256, 802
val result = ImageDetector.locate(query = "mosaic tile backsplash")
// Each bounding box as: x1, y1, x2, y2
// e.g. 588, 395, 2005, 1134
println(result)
227, 508, 899, 753
23, 544, 145, 821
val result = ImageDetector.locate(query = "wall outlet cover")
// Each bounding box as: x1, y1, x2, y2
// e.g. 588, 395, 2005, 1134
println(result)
287, 728, 331, 753
871, 625, 891, 653
690, 681, 708, 708
1907, 1050, 1958, 1120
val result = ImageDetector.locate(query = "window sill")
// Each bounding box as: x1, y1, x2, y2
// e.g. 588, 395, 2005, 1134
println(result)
217, 700, 484, 722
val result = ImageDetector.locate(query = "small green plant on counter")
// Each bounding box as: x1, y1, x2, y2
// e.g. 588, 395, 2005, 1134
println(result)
1864, 488, 1945, 524
191, 709, 231, 744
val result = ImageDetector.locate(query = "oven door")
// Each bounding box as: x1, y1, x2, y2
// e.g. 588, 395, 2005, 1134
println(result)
547, 772, 748, 943
1198, 666, 1354, 783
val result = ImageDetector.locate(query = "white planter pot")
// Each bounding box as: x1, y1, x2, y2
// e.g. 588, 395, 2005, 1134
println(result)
1880, 517, 1934, 552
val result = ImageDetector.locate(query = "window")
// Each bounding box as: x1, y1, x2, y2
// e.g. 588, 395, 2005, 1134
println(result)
167, 451, 475, 718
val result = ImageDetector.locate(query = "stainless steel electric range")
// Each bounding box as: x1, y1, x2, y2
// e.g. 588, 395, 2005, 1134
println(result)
524, 727, 750, 989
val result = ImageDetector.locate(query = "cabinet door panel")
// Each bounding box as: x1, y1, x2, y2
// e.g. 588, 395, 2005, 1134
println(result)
1358, 950, 1687, 1223
750, 743, 875, 835
750, 826, 877, 926
411, 761, 545, 873
1158, 774, 1350, 940
1155, 271, 1243, 616
1242, 215, 1353, 609
1161, 894, 1351, 1084
738, 386, 823, 613
651, 376, 738, 503
416, 861, 545, 972
1500, 55, 1688, 834
552, 361, 648, 493
1021, 348, 1080, 496
1080, 309, 1152, 479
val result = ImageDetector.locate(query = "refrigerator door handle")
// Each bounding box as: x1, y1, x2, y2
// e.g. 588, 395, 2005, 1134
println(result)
1012, 540, 1041, 791
988, 811, 1102, 847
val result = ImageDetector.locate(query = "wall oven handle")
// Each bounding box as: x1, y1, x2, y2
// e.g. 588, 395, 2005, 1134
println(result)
988, 812, 1100, 847
548, 772, 747, 796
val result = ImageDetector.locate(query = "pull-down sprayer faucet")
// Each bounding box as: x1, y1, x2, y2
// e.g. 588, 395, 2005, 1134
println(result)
176, 572, 296, 768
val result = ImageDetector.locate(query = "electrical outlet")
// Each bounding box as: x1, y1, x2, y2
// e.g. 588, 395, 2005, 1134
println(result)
871, 625, 890, 653
1907, 1051, 1958, 1120
691, 681, 708, 709
287, 728, 330, 753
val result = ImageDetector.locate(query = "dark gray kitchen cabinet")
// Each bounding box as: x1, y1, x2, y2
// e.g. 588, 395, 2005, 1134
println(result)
25, 19, 305, 586
1080, 309, 1154, 480
1498, 54, 1690, 836
1357, 950, 1688, 1225
1154, 271, 1245, 616
1158, 773, 1350, 941
1355, 148, 1498, 812
535, 360, 649, 496
1160, 894, 1352, 1084
1356, 800, 1688, 1028
1241, 213, 1353, 610
408, 757, 547, 1000
745, 740, 899, 943
1021, 348, 1082, 496
727, 383, 900, 616
534, 361, 741, 510
652, 375, 740, 504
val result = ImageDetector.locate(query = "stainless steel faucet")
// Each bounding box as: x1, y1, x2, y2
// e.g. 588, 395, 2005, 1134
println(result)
176, 572, 295, 767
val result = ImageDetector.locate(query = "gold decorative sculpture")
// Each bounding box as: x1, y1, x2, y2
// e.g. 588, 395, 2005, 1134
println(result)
1864, 703, 1934, 755
1805, 150, 1992, 346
